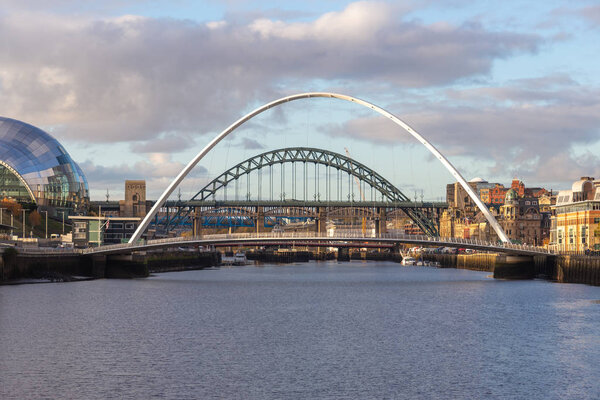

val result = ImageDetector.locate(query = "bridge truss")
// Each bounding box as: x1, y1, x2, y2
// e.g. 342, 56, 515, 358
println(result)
156, 147, 444, 236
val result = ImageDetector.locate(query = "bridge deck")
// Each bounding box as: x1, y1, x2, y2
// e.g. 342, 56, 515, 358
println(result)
10, 233, 553, 257
74, 233, 552, 257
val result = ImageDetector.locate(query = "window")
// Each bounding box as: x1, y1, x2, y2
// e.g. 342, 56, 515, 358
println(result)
595, 218, 600, 224
558, 230, 563, 244
569, 228, 574, 244
125, 223, 135, 230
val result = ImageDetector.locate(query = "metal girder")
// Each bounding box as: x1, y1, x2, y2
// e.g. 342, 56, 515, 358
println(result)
192, 147, 407, 202
184, 147, 438, 236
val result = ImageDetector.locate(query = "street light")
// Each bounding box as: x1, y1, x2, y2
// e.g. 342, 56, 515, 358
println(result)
41, 210, 48, 239
59, 211, 65, 235
22, 209, 26, 238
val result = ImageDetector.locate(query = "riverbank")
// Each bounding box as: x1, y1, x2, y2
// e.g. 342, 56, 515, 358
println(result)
0, 248, 220, 284
424, 253, 600, 286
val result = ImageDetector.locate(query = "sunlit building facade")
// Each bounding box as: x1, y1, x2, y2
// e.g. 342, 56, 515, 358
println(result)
550, 177, 600, 253
0, 117, 89, 215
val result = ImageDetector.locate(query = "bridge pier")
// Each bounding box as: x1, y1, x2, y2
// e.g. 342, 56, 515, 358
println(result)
256, 206, 265, 234
89, 254, 106, 278
493, 255, 535, 280
193, 210, 202, 237
337, 247, 350, 262
375, 207, 387, 236
315, 207, 327, 235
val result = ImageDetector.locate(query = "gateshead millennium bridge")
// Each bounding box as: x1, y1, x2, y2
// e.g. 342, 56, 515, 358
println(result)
129, 92, 511, 244
63, 91, 554, 258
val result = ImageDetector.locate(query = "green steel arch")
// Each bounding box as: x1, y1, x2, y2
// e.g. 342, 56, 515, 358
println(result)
192, 147, 439, 236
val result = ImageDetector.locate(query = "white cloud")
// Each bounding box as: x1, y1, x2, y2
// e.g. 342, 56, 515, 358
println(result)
0, 1, 541, 145
324, 76, 600, 187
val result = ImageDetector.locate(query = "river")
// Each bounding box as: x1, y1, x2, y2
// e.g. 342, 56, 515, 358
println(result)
1, 261, 599, 399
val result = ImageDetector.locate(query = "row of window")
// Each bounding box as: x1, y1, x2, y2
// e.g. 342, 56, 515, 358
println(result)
106, 223, 136, 230
557, 227, 590, 244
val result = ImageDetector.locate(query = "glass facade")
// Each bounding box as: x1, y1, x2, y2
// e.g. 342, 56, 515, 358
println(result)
0, 117, 89, 213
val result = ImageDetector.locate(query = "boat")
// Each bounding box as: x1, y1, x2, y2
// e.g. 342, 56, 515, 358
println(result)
401, 256, 416, 266
233, 252, 248, 265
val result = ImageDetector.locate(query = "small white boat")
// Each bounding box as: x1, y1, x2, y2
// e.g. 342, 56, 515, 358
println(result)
233, 252, 248, 265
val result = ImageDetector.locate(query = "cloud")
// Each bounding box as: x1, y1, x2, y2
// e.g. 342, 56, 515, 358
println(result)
131, 132, 198, 153
80, 153, 209, 197
580, 5, 600, 26
322, 76, 600, 186
0, 1, 541, 146
239, 137, 264, 150
320, 115, 415, 145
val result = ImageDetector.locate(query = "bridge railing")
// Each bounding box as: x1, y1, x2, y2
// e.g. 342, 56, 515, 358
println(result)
79, 231, 553, 255
13, 246, 81, 255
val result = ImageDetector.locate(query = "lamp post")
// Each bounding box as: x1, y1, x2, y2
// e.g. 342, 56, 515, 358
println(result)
0, 207, 5, 225
42, 210, 48, 239
59, 211, 65, 235
22, 209, 26, 238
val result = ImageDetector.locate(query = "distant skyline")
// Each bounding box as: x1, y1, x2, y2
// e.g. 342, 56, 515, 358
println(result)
1, 0, 599, 200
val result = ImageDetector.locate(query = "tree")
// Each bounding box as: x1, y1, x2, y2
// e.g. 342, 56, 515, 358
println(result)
28, 210, 41, 228
1, 199, 22, 216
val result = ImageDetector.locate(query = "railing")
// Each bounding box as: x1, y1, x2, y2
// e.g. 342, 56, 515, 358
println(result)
75, 232, 553, 255
555, 250, 600, 257
13, 246, 80, 255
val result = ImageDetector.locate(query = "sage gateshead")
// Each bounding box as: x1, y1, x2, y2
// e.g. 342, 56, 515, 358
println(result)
0, 117, 89, 214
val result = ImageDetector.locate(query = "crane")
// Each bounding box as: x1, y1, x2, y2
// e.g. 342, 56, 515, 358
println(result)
344, 147, 367, 235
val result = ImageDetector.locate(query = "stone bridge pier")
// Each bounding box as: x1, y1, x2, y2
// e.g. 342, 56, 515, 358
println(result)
375, 207, 387, 237
494, 255, 535, 279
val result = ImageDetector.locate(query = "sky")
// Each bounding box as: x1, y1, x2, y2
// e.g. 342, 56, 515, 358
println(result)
1, 0, 599, 201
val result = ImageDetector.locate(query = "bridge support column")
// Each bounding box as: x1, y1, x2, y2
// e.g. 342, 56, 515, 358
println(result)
337, 247, 350, 262
193, 210, 202, 238
375, 208, 387, 237
89, 255, 106, 278
494, 255, 535, 280
315, 207, 327, 235
256, 206, 265, 234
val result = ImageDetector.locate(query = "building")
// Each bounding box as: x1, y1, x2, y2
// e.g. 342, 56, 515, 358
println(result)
498, 189, 544, 245
446, 178, 499, 209
550, 177, 600, 253
479, 178, 549, 206
0, 117, 89, 215
480, 184, 508, 205
119, 180, 147, 217
440, 179, 552, 246
70, 215, 141, 246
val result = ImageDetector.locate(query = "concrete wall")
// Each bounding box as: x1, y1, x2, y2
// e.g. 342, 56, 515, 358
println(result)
1, 252, 88, 282
424, 253, 497, 272
536, 255, 600, 286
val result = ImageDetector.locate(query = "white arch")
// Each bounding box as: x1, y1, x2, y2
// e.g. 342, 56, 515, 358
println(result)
129, 92, 509, 243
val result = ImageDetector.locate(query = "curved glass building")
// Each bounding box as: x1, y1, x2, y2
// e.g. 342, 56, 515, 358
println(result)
0, 117, 89, 213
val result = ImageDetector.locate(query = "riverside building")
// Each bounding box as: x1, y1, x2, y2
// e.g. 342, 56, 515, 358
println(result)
0, 116, 89, 216
550, 177, 600, 253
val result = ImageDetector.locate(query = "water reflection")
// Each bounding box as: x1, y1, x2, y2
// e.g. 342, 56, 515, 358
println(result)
1, 261, 599, 399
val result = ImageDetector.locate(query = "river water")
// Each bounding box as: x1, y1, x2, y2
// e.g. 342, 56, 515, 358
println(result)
1, 261, 599, 399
